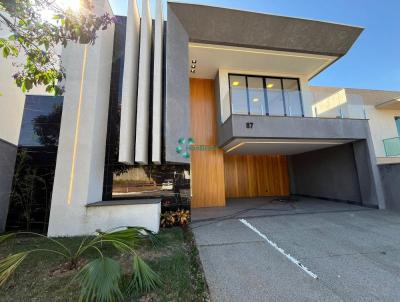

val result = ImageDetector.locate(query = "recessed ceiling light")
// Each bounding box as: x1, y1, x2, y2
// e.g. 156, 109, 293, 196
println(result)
192, 60, 197, 64
190, 69, 196, 73
232, 81, 240, 86
252, 97, 259, 103
267, 83, 274, 89
191, 64, 196, 69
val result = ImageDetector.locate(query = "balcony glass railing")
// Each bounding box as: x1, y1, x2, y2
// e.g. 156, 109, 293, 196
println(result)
383, 137, 400, 156
221, 88, 367, 123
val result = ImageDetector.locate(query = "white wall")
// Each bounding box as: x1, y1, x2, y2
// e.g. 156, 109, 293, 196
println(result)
0, 54, 26, 145
86, 203, 160, 234
48, 0, 115, 236
366, 107, 400, 157
0, 24, 55, 145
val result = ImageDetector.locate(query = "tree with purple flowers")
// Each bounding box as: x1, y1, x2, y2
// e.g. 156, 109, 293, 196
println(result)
0, 0, 115, 95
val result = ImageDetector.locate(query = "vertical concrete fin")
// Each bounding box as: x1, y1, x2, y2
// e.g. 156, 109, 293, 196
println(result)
118, 0, 140, 164
165, 7, 190, 163
152, 0, 163, 164
135, 0, 152, 164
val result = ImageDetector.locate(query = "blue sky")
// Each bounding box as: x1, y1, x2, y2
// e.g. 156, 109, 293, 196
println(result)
109, 0, 400, 91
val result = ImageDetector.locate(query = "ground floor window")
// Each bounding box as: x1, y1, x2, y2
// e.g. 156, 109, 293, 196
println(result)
111, 164, 190, 210
6, 96, 63, 233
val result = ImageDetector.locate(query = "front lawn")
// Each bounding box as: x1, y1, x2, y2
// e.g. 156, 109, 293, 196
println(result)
0, 227, 209, 301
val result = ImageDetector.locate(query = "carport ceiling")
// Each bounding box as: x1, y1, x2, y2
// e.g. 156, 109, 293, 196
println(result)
224, 138, 354, 155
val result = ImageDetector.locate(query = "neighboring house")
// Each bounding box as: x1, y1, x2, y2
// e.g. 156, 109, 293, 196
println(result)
309, 86, 400, 159
0, 0, 399, 235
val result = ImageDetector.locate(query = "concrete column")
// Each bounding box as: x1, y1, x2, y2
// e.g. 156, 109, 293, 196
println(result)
165, 8, 190, 163
152, 0, 164, 164
135, 0, 152, 164
119, 0, 140, 164
48, 0, 115, 236
353, 137, 386, 209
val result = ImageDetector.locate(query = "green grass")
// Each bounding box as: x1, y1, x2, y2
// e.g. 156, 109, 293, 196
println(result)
0, 227, 209, 302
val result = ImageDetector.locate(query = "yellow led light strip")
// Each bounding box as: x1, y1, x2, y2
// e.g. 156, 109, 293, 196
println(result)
226, 140, 344, 153
67, 45, 89, 205
189, 44, 335, 61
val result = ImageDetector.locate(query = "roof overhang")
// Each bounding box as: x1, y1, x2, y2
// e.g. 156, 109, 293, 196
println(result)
310, 86, 400, 109
169, 2, 363, 57
374, 99, 400, 110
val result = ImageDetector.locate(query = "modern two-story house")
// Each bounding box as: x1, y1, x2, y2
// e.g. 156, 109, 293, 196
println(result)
1, 0, 399, 236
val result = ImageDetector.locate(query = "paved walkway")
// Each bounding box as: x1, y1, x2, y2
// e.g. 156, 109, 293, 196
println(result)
191, 198, 400, 301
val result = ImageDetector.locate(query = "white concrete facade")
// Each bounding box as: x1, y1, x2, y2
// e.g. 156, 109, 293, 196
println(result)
47, 0, 114, 236
0, 23, 56, 145
0, 54, 26, 145
310, 86, 400, 158
48, 0, 162, 237
366, 107, 400, 157
152, 0, 164, 164
135, 0, 152, 164
119, 0, 141, 164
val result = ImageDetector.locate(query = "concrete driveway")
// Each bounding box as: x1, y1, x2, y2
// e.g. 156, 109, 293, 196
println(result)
191, 198, 400, 302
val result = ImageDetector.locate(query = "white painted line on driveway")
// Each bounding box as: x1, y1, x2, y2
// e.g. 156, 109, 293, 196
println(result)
239, 218, 318, 279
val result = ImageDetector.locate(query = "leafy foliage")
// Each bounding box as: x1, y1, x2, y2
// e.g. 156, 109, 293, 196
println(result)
0, 0, 115, 95
74, 257, 124, 302
128, 255, 162, 293
0, 251, 30, 287
161, 209, 191, 228
0, 227, 161, 302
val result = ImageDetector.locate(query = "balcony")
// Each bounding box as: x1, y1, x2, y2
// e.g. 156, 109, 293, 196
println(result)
220, 78, 367, 124
217, 83, 372, 154
383, 137, 400, 157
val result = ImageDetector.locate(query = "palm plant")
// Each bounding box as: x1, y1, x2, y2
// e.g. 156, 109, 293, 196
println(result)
0, 227, 161, 301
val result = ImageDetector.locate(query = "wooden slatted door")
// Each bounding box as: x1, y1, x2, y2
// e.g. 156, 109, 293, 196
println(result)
190, 78, 226, 208
224, 154, 290, 198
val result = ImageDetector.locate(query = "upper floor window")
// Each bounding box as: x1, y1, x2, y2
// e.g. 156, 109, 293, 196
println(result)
228, 74, 303, 118
395, 117, 400, 136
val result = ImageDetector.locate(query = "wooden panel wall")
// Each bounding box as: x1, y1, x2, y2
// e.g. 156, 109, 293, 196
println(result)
224, 155, 290, 198
190, 79, 226, 208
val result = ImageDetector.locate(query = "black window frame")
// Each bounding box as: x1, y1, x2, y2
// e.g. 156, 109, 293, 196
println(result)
395, 116, 400, 136
227, 73, 304, 119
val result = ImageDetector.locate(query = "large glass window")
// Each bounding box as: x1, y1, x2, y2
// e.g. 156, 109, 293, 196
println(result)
248, 77, 266, 115
228, 74, 303, 118
229, 75, 248, 115
265, 78, 285, 116
395, 117, 400, 136
283, 78, 303, 117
